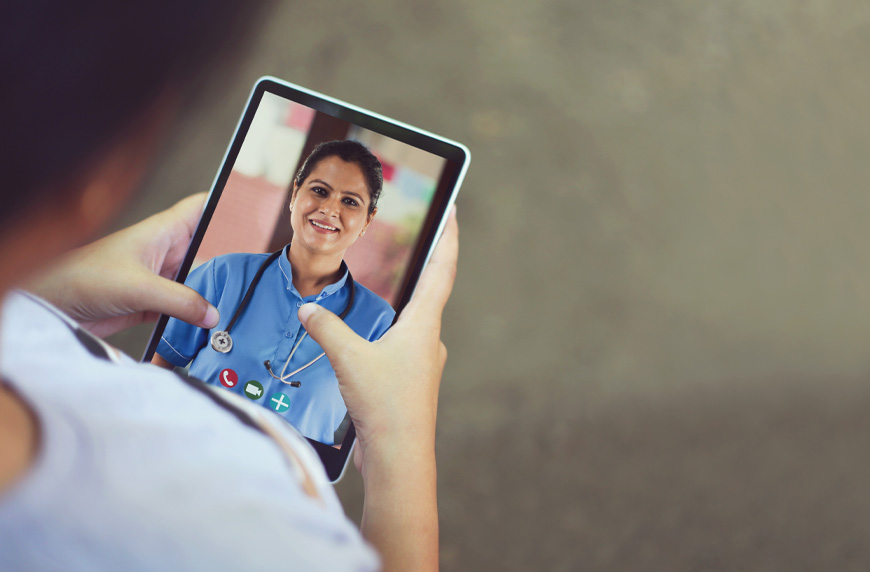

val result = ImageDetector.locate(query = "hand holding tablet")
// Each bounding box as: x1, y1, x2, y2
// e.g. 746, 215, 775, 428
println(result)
299, 206, 457, 462
25, 193, 218, 338
298, 207, 457, 571
144, 77, 470, 480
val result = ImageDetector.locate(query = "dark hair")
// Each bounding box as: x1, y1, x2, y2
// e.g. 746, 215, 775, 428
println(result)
3, 0, 269, 223
293, 140, 383, 215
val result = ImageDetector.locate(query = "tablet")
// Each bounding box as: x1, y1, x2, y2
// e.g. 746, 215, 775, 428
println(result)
142, 76, 470, 482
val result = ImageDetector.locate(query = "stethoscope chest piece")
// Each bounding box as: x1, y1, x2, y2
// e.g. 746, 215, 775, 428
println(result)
210, 330, 233, 353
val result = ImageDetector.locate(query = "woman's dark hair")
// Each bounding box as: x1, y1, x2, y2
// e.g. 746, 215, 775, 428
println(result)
3, 0, 269, 223
293, 140, 384, 216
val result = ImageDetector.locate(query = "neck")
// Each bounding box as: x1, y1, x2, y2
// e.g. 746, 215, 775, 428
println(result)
287, 244, 344, 298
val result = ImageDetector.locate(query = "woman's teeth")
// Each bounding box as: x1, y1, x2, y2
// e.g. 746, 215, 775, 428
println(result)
311, 220, 338, 231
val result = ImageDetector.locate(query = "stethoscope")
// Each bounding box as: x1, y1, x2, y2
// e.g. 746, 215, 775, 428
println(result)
209, 249, 355, 387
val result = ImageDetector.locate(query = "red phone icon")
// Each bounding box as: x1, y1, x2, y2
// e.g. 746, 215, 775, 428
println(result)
219, 368, 238, 388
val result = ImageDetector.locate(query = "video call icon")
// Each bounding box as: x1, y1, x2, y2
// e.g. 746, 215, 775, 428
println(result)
244, 381, 264, 400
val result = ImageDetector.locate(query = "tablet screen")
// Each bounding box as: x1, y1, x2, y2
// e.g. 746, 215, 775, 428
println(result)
144, 78, 468, 479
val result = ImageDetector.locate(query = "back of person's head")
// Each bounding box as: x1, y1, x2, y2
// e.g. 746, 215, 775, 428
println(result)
294, 140, 385, 215
3, 0, 269, 226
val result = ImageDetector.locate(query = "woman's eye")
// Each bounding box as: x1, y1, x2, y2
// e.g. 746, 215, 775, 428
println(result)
343, 198, 359, 207
311, 187, 327, 196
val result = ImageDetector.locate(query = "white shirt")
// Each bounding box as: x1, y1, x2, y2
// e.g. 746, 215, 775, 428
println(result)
0, 291, 379, 571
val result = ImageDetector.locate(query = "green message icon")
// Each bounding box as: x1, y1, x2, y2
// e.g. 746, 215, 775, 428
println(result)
244, 380, 264, 400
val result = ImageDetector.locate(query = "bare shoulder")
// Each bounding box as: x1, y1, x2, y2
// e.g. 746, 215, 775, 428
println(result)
0, 384, 39, 493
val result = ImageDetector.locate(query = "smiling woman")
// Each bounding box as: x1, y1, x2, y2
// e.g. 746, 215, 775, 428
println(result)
153, 140, 395, 446
288, 152, 380, 294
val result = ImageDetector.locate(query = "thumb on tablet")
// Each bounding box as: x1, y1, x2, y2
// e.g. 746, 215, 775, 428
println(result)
298, 303, 365, 364
134, 275, 219, 329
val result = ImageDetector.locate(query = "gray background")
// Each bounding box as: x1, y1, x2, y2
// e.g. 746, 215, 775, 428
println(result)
110, 1, 870, 570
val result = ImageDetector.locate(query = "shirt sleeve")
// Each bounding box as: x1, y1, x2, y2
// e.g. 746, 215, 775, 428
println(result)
156, 259, 219, 367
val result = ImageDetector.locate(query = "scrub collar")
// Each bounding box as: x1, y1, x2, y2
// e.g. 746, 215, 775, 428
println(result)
278, 244, 349, 302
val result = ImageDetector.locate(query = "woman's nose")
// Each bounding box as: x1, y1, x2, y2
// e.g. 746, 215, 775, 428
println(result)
319, 195, 341, 216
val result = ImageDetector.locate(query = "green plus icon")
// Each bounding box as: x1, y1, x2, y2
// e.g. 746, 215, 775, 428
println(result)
243, 380, 264, 400
269, 392, 291, 413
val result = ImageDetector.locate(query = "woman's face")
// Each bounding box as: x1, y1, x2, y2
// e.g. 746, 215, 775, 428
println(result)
289, 156, 375, 258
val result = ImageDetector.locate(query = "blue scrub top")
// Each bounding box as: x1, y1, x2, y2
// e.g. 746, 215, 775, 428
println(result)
156, 245, 395, 445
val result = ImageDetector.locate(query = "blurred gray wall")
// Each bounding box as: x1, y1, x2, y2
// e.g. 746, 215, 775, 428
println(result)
111, 2, 870, 570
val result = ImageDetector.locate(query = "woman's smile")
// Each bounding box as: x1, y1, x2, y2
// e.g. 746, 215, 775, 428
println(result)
309, 219, 339, 233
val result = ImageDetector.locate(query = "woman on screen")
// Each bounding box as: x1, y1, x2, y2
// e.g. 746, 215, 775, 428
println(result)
153, 140, 395, 445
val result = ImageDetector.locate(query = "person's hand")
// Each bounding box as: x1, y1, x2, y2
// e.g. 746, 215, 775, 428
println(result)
26, 193, 219, 338
298, 207, 458, 572
298, 207, 456, 469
